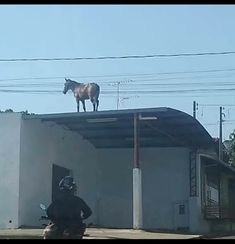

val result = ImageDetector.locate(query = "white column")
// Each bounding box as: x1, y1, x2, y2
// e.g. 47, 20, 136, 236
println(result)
133, 167, 143, 229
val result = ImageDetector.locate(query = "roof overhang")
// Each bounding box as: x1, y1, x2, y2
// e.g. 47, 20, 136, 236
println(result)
23, 107, 215, 149
201, 154, 235, 175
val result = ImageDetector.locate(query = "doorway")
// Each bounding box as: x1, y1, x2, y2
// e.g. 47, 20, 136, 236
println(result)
52, 164, 71, 201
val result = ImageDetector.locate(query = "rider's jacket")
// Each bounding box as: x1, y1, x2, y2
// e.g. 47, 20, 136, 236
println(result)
47, 191, 92, 229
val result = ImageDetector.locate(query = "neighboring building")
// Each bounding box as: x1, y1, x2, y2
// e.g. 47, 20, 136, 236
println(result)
0, 107, 235, 234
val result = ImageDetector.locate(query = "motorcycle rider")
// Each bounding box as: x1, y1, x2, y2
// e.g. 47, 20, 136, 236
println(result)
43, 175, 92, 239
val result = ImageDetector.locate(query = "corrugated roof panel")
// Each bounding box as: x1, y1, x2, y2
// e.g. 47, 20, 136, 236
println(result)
23, 107, 215, 149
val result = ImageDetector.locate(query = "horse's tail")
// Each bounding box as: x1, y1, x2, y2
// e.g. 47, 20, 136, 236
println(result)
96, 84, 100, 97
91, 83, 100, 98
88, 83, 100, 112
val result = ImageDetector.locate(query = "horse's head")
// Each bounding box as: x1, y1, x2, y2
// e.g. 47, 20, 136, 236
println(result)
63, 78, 72, 94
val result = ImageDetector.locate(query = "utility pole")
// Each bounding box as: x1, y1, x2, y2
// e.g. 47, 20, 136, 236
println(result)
219, 106, 225, 161
193, 101, 198, 119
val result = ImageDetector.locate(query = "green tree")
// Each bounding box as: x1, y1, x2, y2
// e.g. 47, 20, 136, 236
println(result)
0, 109, 14, 113
4, 109, 14, 113
0, 109, 34, 115
227, 130, 235, 165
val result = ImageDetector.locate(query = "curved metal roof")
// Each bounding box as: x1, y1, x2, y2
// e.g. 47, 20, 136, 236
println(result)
23, 107, 215, 149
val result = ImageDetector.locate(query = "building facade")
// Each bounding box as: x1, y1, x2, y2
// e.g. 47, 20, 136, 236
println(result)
0, 108, 234, 233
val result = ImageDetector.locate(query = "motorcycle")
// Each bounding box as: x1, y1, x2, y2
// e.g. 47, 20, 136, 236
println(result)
39, 203, 50, 227
39, 203, 86, 239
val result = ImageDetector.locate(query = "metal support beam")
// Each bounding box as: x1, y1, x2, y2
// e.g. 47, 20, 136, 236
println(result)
133, 168, 142, 229
134, 113, 140, 168
133, 113, 143, 229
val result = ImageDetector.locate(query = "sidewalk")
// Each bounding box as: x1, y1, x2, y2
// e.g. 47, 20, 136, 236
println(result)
191, 231, 235, 239
0, 228, 201, 239
85, 228, 201, 239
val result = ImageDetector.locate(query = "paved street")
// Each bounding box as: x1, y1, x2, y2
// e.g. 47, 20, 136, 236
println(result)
216, 236, 235, 239
0, 228, 201, 239
1, 228, 235, 239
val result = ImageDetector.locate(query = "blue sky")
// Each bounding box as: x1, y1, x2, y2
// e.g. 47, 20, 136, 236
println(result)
0, 4, 235, 139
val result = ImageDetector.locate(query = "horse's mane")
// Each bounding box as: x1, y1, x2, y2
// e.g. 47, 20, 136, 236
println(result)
67, 79, 82, 85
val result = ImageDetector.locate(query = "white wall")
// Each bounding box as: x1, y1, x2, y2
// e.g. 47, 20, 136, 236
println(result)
96, 149, 133, 228
19, 118, 98, 227
96, 147, 190, 230
141, 148, 190, 230
0, 113, 22, 228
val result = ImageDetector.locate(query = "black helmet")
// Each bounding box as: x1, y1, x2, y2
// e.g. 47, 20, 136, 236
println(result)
59, 176, 77, 193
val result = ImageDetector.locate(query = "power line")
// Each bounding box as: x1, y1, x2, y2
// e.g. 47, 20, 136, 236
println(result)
1, 74, 235, 88
198, 103, 235, 107
1, 67, 235, 82
2, 80, 235, 89
113, 68, 235, 77
0, 87, 235, 94
122, 74, 235, 83
1, 51, 235, 62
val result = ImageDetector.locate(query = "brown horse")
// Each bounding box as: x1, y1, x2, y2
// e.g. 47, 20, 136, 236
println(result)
63, 78, 100, 112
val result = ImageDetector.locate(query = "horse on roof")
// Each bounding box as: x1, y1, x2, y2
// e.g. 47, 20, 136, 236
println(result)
63, 78, 100, 112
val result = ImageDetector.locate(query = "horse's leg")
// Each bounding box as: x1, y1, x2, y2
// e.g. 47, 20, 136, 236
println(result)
90, 98, 96, 112
96, 99, 99, 111
76, 99, 80, 112
81, 100, 86, 112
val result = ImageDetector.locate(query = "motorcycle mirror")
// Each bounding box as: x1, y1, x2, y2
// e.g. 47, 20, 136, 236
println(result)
40, 203, 46, 210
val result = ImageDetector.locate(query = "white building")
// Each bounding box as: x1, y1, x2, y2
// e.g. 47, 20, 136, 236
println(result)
0, 107, 235, 234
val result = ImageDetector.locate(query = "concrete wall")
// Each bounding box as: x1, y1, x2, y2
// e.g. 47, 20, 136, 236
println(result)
18, 118, 98, 227
96, 149, 133, 228
141, 147, 190, 230
96, 147, 190, 230
0, 113, 22, 228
